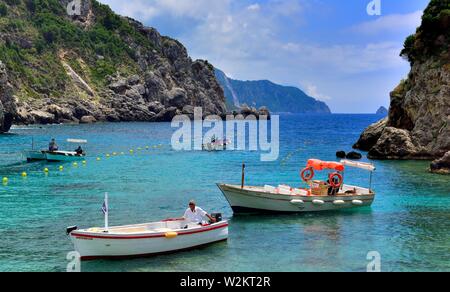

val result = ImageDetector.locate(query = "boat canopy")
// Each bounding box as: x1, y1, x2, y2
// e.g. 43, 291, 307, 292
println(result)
307, 159, 345, 172
67, 139, 88, 144
340, 160, 376, 172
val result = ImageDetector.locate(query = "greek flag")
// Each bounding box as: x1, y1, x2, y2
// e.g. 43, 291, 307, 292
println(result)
102, 198, 108, 215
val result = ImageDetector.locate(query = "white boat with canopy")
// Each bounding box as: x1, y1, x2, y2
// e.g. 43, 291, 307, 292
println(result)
24, 139, 87, 162
218, 159, 376, 213
67, 194, 228, 260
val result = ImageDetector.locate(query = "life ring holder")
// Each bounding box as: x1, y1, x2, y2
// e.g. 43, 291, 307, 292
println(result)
300, 167, 315, 182
329, 172, 343, 188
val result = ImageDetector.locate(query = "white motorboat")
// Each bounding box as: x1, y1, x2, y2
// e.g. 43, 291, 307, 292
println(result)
67, 194, 228, 260
218, 159, 376, 213
24, 139, 87, 162
202, 137, 231, 151
45, 151, 85, 162
68, 220, 229, 260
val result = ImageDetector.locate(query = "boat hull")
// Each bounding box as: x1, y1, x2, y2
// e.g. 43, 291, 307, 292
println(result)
45, 151, 85, 162
70, 221, 229, 260
24, 151, 47, 162
218, 184, 375, 213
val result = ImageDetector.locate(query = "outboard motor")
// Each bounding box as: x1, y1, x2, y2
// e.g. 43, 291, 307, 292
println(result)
66, 226, 78, 235
211, 213, 222, 223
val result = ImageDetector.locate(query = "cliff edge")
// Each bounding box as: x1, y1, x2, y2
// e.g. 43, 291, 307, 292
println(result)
354, 0, 450, 173
0, 0, 226, 132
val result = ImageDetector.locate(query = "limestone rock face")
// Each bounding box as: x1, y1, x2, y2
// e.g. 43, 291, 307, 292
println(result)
430, 151, 450, 174
368, 127, 420, 159
4, 0, 226, 129
354, 1, 450, 169
0, 61, 16, 133
353, 118, 388, 151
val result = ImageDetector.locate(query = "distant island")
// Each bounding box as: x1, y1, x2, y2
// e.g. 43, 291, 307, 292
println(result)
376, 106, 388, 116
215, 69, 331, 114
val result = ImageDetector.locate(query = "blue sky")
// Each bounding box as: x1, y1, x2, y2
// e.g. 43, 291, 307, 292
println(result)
99, 0, 430, 113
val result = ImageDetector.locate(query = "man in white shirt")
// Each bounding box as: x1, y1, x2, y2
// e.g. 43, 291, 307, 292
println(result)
181, 200, 216, 224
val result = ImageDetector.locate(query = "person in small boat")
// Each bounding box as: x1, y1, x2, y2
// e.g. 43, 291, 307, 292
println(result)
48, 139, 58, 152
179, 200, 216, 224
75, 146, 84, 155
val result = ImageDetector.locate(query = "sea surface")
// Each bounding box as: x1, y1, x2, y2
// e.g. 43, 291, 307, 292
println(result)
0, 114, 449, 272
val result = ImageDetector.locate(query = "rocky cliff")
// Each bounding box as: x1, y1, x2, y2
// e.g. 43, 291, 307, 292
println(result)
354, 0, 450, 173
215, 68, 331, 114
0, 60, 16, 132
0, 0, 226, 132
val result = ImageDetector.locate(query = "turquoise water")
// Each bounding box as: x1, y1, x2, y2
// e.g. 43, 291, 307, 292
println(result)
0, 114, 449, 272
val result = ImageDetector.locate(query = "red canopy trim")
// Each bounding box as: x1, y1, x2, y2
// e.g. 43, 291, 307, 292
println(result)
307, 159, 345, 172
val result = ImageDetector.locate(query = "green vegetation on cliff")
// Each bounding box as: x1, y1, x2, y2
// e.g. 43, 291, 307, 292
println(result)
401, 0, 450, 64
0, 0, 152, 100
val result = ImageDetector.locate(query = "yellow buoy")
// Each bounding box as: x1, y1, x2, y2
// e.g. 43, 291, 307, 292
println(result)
21, 172, 27, 178
146, 146, 149, 150
2, 177, 8, 184
96, 157, 101, 161
165, 232, 178, 239
113, 152, 117, 156
44, 168, 49, 173
59, 166, 64, 171
82, 161, 87, 165
73, 162, 78, 167
106, 154, 110, 158
120, 152, 125, 155
137, 147, 142, 150
130, 150, 134, 154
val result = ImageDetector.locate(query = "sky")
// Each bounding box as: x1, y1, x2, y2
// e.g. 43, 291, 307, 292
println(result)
99, 0, 430, 113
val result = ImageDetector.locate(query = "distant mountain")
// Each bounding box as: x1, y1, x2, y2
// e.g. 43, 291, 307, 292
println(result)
376, 106, 388, 115
215, 69, 331, 114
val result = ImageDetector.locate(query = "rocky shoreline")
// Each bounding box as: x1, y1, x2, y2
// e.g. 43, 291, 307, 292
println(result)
0, 1, 217, 132
0, 1, 273, 132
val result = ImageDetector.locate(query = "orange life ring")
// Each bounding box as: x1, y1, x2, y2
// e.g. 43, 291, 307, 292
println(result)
329, 173, 343, 188
301, 167, 315, 182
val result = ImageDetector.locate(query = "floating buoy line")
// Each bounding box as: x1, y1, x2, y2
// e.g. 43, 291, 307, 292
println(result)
1, 144, 166, 187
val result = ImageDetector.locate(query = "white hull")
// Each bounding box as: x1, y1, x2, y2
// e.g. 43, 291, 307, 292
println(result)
69, 220, 229, 260
45, 151, 85, 162
218, 184, 375, 213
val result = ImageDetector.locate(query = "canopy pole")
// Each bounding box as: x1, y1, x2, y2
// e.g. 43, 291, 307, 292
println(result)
241, 163, 246, 189
369, 172, 373, 192
104, 193, 109, 233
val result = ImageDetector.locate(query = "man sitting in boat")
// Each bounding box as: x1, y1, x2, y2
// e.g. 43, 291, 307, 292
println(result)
49, 139, 59, 152
180, 200, 216, 224
75, 146, 84, 155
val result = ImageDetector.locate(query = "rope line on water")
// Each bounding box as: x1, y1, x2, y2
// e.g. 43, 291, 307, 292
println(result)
1, 144, 166, 187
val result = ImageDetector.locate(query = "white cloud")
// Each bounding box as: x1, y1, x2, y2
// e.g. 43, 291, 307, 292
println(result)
247, 4, 260, 12
351, 11, 423, 35
304, 83, 331, 101
101, 0, 230, 22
